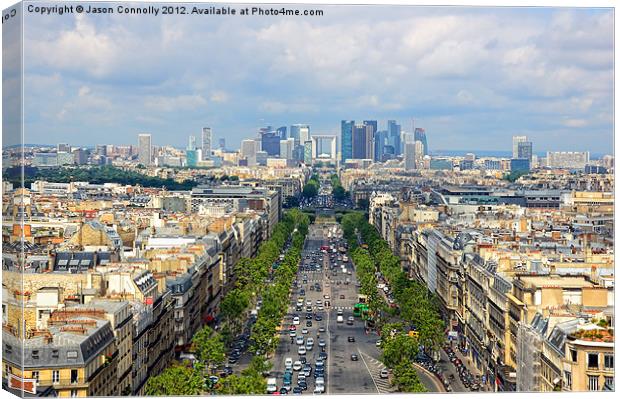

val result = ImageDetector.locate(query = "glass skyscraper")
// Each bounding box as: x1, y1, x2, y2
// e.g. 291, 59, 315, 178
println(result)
341, 120, 354, 162
387, 120, 401, 156
414, 128, 428, 156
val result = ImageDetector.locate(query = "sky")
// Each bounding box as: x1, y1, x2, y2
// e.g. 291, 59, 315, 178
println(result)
11, 3, 615, 153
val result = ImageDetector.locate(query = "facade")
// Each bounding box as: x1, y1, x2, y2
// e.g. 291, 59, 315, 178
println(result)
137, 133, 152, 166
387, 120, 401, 156
201, 128, 212, 160
341, 120, 354, 162
280, 138, 295, 160
512, 136, 527, 159
352, 123, 373, 160
404, 142, 416, 171
546, 152, 591, 169
303, 141, 313, 165
261, 131, 281, 156
414, 128, 428, 156
517, 141, 533, 163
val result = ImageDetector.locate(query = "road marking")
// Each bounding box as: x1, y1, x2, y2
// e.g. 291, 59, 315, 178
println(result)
359, 348, 381, 393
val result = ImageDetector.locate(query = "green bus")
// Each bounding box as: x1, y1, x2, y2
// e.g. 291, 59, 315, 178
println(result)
353, 303, 370, 318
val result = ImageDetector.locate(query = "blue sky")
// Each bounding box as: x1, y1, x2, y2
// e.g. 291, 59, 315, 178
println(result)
17, 3, 614, 153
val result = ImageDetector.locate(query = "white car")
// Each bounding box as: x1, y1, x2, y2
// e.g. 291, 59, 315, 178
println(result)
285, 358, 293, 368
377, 283, 386, 289
298, 346, 307, 355
380, 369, 389, 379
289, 330, 297, 337
318, 306, 324, 311
337, 315, 344, 323
296, 336, 304, 345
314, 385, 324, 394
301, 328, 309, 334
293, 361, 303, 371
306, 338, 314, 347
306, 300, 312, 306
293, 317, 300, 325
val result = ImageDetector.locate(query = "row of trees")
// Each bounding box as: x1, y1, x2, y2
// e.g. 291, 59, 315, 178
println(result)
145, 210, 309, 396
4, 165, 198, 190
341, 212, 445, 392
330, 173, 348, 201
302, 173, 320, 199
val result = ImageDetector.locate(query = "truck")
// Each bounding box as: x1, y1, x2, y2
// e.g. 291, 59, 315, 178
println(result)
266, 378, 277, 393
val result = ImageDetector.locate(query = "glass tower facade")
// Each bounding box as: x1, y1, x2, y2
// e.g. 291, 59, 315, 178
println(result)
341, 120, 354, 162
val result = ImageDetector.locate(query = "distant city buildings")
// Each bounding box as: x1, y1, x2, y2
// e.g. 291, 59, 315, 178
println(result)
513, 135, 528, 159
201, 127, 212, 160
546, 151, 590, 169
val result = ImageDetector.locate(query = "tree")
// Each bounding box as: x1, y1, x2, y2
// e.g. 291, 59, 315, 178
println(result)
392, 360, 427, 392
382, 333, 419, 368
192, 326, 226, 373
145, 363, 203, 395
302, 181, 319, 198
333, 185, 348, 201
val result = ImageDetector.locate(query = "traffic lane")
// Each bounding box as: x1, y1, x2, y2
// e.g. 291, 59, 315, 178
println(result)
413, 363, 446, 392
327, 308, 377, 394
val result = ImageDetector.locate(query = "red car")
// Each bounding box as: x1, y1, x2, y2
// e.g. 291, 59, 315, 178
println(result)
289, 325, 297, 331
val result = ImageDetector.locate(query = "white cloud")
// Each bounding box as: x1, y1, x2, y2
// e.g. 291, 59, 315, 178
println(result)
210, 91, 229, 103
144, 95, 207, 112
562, 119, 588, 128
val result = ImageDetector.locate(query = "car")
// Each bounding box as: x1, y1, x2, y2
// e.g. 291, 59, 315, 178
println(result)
296, 336, 304, 345
336, 315, 344, 323
317, 306, 324, 311
347, 316, 354, 325
376, 339, 382, 347
315, 377, 325, 387
293, 360, 303, 371
209, 375, 219, 384
289, 330, 297, 337
305, 313, 313, 320
323, 294, 330, 299
298, 381, 307, 391
318, 326, 326, 333
315, 360, 325, 368
285, 358, 293, 368
280, 387, 289, 394
297, 346, 306, 355
302, 365, 312, 377
293, 317, 300, 325
380, 369, 389, 379
337, 309, 344, 315
298, 356, 307, 364
313, 386, 323, 394
315, 315, 323, 321
305, 306, 313, 312
306, 338, 314, 347
318, 352, 328, 361
316, 300, 322, 305
339, 294, 345, 299
351, 354, 358, 361
301, 328, 309, 334
318, 338, 326, 347
292, 387, 302, 395
306, 300, 312, 306
348, 336, 355, 342
306, 320, 312, 327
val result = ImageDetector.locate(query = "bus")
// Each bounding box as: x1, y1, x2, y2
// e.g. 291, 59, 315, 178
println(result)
353, 303, 370, 318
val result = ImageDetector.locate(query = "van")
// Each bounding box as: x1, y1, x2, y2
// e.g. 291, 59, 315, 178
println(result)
285, 358, 293, 368
267, 378, 277, 393
337, 315, 344, 323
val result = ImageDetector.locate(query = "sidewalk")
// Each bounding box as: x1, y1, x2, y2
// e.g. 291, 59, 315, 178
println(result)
448, 343, 491, 392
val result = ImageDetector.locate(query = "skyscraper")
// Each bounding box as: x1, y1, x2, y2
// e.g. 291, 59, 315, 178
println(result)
241, 139, 259, 166
188, 135, 196, 150
341, 120, 354, 162
57, 143, 70, 153
201, 127, 212, 160
352, 123, 373, 159
374, 130, 387, 162
290, 124, 310, 147
138, 133, 152, 166
261, 131, 281, 156
404, 142, 416, 171
512, 136, 527, 159
303, 141, 313, 164
517, 141, 533, 163
280, 138, 295, 160
414, 128, 428, 156
219, 138, 226, 150
363, 120, 378, 161
415, 140, 424, 167
277, 126, 287, 139
387, 120, 401, 156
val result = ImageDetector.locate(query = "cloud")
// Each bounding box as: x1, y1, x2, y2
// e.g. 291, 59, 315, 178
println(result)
144, 95, 208, 112
210, 91, 229, 103
562, 119, 588, 128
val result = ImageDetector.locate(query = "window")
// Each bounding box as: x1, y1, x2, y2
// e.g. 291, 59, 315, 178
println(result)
4, 364, 10, 376
588, 375, 599, 391
71, 369, 78, 384
570, 349, 577, 362
604, 354, 613, 370
31, 371, 39, 383
588, 353, 600, 369
564, 371, 572, 390
604, 376, 614, 391
52, 370, 60, 383
70, 389, 78, 397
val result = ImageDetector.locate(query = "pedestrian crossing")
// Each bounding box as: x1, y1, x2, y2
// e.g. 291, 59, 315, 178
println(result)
287, 306, 355, 311
359, 352, 397, 394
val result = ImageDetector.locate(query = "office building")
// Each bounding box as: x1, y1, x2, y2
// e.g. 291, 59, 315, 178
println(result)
138, 133, 152, 166
276, 126, 287, 139
517, 141, 533, 163
512, 135, 528, 158
240, 139, 260, 166
201, 127, 212, 160
404, 142, 416, 171
303, 141, 313, 164
290, 124, 310, 147
341, 120, 355, 162
387, 120, 402, 156
218, 138, 226, 150
352, 123, 373, 159
546, 151, 590, 169
57, 143, 70, 153
261, 131, 281, 156
256, 151, 268, 166
414, 128, 428, 156
280, 138, 295, 160
188, 135, 196, 150
311, 135, 337, 162
415, 141, 424, 167
510, 158, 530, 172
374, 130, 387, 162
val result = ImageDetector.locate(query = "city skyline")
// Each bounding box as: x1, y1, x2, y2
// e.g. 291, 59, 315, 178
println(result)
12, 5, 613, 152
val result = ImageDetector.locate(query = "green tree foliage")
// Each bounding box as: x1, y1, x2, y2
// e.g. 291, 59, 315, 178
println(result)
392, 361, 427, 392
4, 165, 198, 190
144, 363, 203, 396
191, 326, 226, 373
